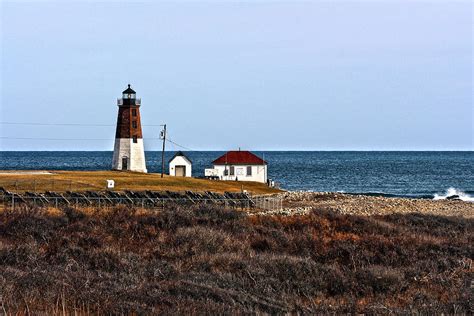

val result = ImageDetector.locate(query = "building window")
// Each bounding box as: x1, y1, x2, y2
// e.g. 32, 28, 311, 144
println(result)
132, 109, 137, 117
230, 166, 235, 176
247, 166, 252, 176
133, 136, 137, 143
224, 169, 229, 176
132, 121, 137, 128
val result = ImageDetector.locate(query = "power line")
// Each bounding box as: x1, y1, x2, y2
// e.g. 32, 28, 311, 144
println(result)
1, 136, 194, 150
0, 122, 161, 127
1, 136, 155, 141
166, 138, 193, 151
1, 122, 195, 150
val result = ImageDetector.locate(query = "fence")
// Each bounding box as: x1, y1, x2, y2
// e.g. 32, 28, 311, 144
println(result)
1, 193, 283, 212
253, 195, 283, 211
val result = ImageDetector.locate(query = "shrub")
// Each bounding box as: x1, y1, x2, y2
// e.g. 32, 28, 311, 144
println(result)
0, 204, 471, 314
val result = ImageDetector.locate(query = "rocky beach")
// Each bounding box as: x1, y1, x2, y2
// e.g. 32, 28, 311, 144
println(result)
260, 191, 474, 218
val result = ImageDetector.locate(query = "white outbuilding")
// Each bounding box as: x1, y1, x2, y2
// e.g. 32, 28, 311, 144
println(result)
205, 150, 268, 183
169, 151, 192, 177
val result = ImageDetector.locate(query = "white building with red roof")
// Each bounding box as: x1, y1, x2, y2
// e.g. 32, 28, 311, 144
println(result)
206, 150, 268, 183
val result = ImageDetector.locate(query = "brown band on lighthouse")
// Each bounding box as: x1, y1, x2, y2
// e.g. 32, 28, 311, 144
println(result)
115, 107, 143, 139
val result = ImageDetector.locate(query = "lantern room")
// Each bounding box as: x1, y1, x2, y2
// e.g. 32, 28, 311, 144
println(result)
117, 84, 141, 107
122, 84, 136, 99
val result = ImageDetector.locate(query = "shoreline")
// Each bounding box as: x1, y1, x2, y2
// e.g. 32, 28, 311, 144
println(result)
1, 169, 472, 199
0, 170, 472, 218
284, 190, 474, 202
271, 191, 474, 218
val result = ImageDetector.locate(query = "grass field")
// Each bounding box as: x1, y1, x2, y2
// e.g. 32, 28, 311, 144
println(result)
0, 170, 280, 195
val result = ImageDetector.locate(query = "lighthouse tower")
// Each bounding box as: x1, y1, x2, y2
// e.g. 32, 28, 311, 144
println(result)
112, 84, 147, 173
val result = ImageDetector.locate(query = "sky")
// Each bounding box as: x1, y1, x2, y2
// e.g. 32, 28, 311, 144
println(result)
0, 0, 472, 151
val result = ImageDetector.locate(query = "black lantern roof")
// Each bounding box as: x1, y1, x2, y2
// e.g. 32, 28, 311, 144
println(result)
122, 84, 136, 94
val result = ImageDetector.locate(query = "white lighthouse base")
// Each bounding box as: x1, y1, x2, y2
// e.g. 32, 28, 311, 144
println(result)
112, 138, 147, 173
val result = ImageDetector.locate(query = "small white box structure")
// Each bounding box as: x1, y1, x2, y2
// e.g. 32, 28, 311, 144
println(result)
106, 180, 115, 189
205, 168, 219, 177
169, 151, 192, 177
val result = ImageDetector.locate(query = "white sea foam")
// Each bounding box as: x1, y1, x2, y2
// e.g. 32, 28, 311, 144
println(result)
433, 188, 474, 202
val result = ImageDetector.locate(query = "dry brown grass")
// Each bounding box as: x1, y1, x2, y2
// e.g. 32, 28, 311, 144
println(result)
0, 204, 472, 314
0, 170, 280, 194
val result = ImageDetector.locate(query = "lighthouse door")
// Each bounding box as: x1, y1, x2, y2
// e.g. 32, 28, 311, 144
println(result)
122, 157, 129, 170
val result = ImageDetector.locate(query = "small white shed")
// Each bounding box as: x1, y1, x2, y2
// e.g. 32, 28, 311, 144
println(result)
169, 151, 192, 177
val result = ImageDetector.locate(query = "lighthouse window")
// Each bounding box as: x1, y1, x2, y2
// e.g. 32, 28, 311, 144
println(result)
132, 109, 137, 117
132, 121, 137, 128
123, 93, 136, 99
133, 136, 138, 143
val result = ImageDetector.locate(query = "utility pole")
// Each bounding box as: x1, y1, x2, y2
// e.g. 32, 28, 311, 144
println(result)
160, 124, 167, 178
263, 152, 267, 186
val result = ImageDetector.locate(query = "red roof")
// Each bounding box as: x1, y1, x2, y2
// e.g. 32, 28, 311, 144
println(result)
212, 151, 267, 165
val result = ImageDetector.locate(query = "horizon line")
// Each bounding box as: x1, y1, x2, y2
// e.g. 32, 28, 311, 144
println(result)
1, 149, 473, 152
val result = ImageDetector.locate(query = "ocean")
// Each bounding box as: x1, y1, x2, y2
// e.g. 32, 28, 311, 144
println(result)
1, 151, 473, 200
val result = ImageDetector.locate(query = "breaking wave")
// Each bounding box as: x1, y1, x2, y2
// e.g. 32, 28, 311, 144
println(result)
433, 188, 474, 202
345, 189, 474, 201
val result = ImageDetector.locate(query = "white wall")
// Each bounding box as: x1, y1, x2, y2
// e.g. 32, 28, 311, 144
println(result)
212, 164, 267, 183
169, 156, 192, 177
112, 138, 147, 173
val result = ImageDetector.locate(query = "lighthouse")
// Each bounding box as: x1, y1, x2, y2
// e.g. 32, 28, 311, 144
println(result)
112, 84, 147, 173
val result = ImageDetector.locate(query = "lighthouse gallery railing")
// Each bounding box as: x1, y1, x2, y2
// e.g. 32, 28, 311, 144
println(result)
117, 98, 141, 106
